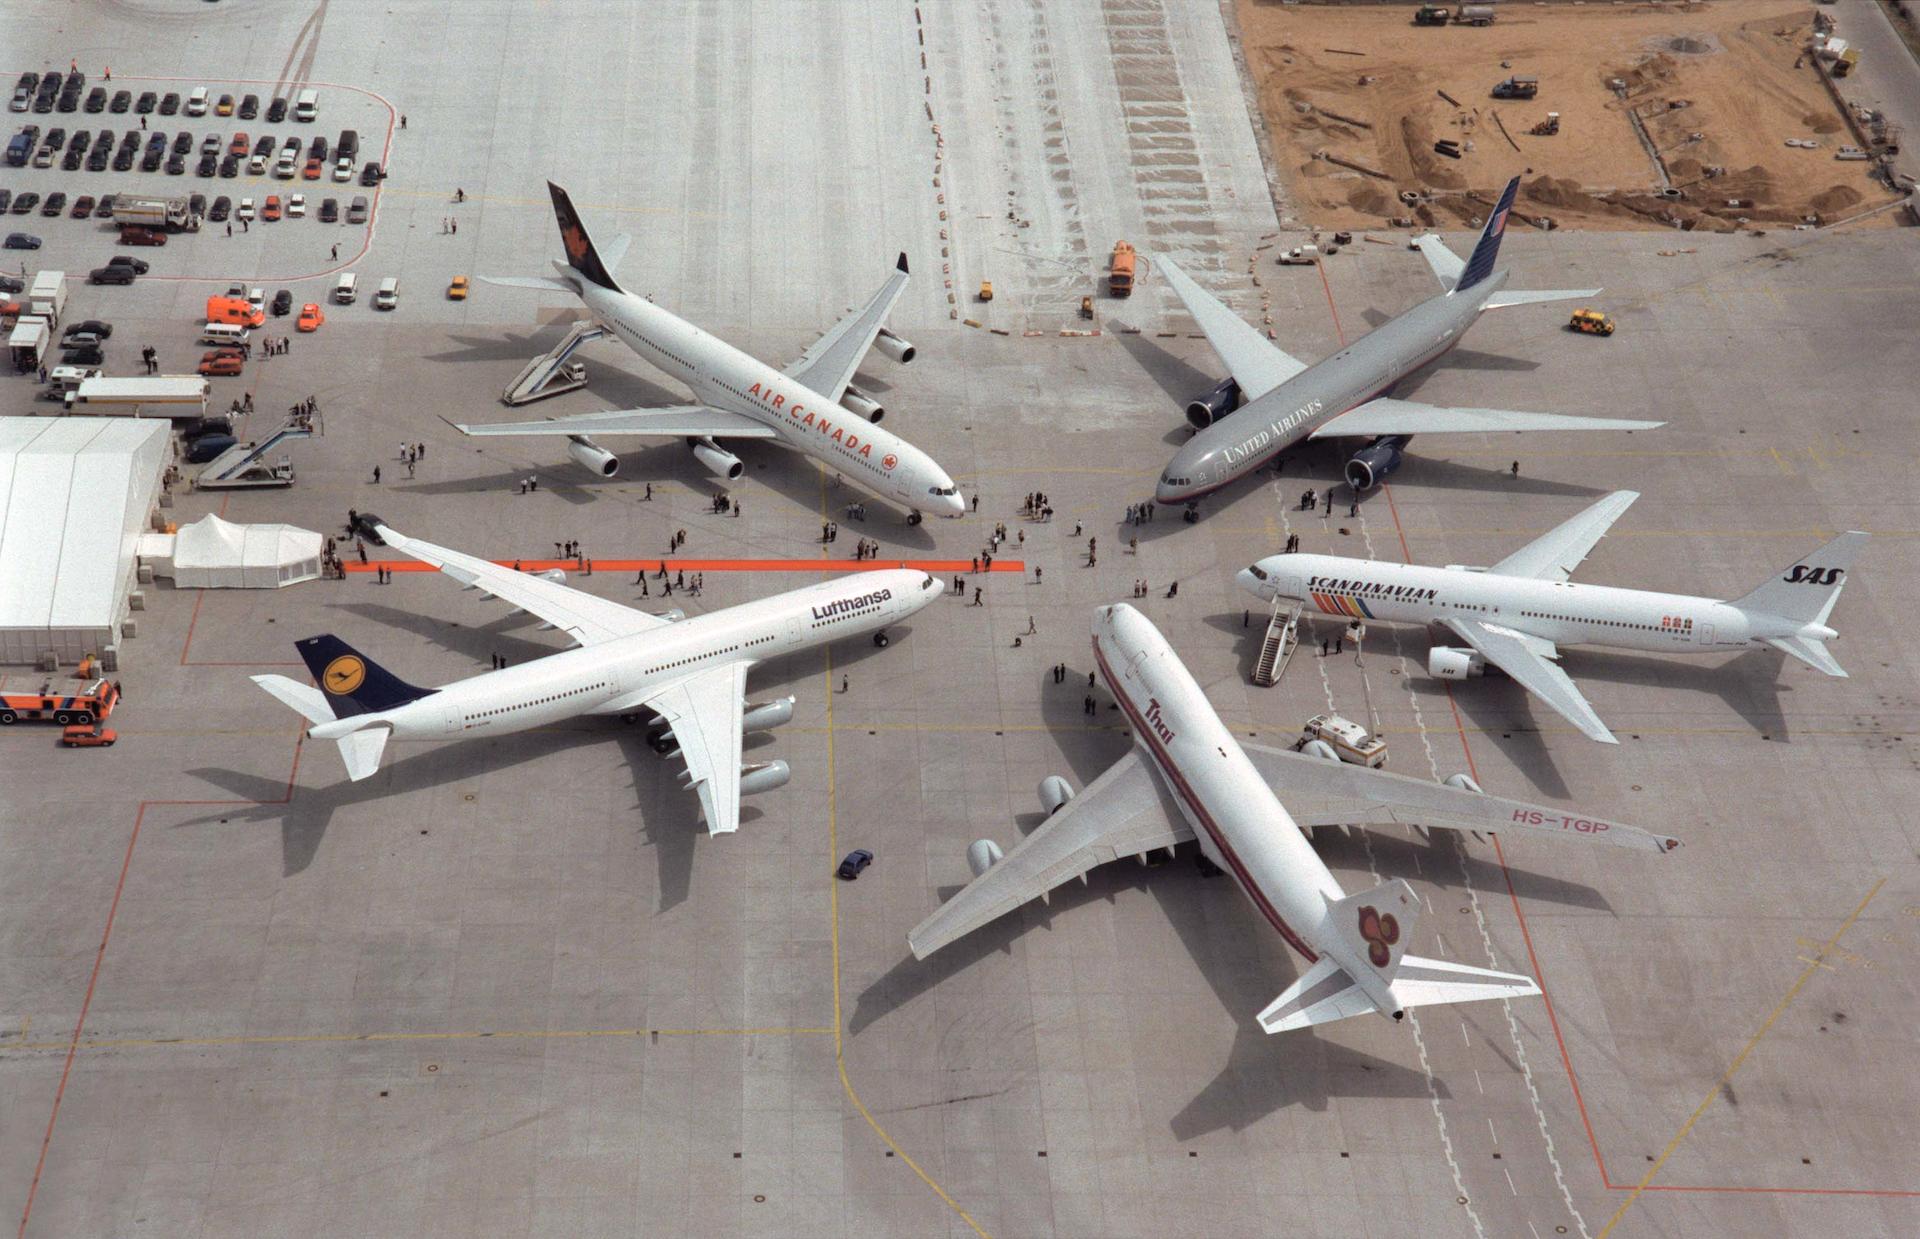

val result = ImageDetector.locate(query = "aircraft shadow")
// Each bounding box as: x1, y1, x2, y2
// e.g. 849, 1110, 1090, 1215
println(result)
1112, 331, 1222, 408
1390, 455, 1609, 500
1170, 1025, 1438, 1133
332, 600, 559, 664
749, 455, 940, 549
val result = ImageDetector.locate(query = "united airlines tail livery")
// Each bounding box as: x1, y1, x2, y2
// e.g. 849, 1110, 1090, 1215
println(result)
1240, 491, 1868, 743
253, 526, 941, 834
1151, 176, 1662, 506
909, 605, 1677, 1034
467, 183, 964, 524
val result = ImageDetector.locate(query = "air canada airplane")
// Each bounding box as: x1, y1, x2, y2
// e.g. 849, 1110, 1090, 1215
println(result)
909, 605, 1677, 1034
1239, 491, 1868, 744
463, 182, 966, 524
252, 525, 941, 835
1151, 175, 1663, 506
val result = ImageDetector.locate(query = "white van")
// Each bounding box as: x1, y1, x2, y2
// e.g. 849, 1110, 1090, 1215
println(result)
293, 88, 318, 122
333, 273, 358, 304
199, 322, 251, 347
1295, 713, 1388, 768
373, 276, 399, 310
185, 86, 209, 117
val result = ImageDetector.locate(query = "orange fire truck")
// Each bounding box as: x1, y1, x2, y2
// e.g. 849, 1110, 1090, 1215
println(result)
0, 677, 121, 727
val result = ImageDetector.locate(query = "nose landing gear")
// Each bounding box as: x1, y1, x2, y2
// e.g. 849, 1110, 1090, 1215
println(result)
873, 630, 890, 648
907, 510, 924, 526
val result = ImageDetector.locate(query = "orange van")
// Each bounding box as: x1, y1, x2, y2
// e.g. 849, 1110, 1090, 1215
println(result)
205, 294, 264, 327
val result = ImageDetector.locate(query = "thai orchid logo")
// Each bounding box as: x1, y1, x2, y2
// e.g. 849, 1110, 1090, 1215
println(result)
1357, 904, 1400, 968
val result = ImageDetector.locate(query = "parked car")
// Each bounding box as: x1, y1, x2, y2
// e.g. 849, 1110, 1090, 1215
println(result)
271, 289, 293, 316
228, 131, 249, 156
0, 274, 21, 293
140, 148, 162, 172
31, 145, 55, 168
9, 86, 29, 114
297, 302, 326, 332
105, 257, 145, 275
185, 432, 236, 462
359, 160, 381, 186
197, 351, 244, 377
158, 91, 180, 116
236, 197, 255, 221
165, 154, 187, 175
112, 147, 134, 171
171, 131, 192, 155
39, 192, 66, 216
448, 275, 469, 300
88, 266, 135, 286
83, 87, 108, 113
239, 93, 259, 120
266, 96, 287, 123
109, 90, 131, 114
63, 344, 104, 365
286, 193, 306, 218
247, 286, 265, 309
219, 154, 239, 177
42, 125, 66, 148
60, 723, 117, 748
247, 152, 267, 175
215, 94, 235, 117
3, 233, 43, 249
253, 133, 274, 157
836, 849, 875, 880
302, 155, 323, 179
87, 146, 111, 171
10, 192, 39, 214
308, 134, 327, 160
118, 225, 166, 246
333, 154, 354, 182
61, 146, 83, 170
262, 194, 282, 221
348, 511, 385, 543
208, 195, 230, 222
346, 195, 368, 224
189, 192, 207, 217
70, 194, 95, 219
318, 197, 338, 222
96, 193, 117, 218
195, 153, 217, 177
0, 190, 10, 214
64, 321, 114, 341
199, 131, 222, 155
135, 91, 157, 114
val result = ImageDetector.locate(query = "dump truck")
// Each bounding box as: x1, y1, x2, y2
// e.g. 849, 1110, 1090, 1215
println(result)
1414, 4, 1451, 26
1492, 75, 1537, 100
115, 196, 201, 232
1108, 241, 1136, 297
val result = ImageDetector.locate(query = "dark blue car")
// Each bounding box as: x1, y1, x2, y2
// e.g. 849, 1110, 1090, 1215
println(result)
836, 849, 874, 881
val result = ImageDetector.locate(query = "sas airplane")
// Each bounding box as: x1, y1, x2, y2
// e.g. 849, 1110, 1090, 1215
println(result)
464, 182, 965, 524
252, 525, 941, 835
909, 604, 1677, 1034
1151, 175, 1663, 506
1239, 491, 1868, 744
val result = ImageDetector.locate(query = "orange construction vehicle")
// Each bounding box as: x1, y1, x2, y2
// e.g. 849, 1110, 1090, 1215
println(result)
1, 677, 121, 727
1108, 240, 1136, 297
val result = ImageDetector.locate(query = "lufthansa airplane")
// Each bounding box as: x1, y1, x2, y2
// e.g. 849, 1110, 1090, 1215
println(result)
253, 526, 941, 835
462, 183, 966, 524
1151, 175, 1663, 506
1239, 492, 1868, 744
909, 605, 1677, 1034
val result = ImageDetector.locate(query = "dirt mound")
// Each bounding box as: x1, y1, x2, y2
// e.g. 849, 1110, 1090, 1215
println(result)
1401, 115, 1464, 188
1811, 183, 1864, 213
1669, 156, 1704, 180
1803, 111, 1843, 135
1346, 183, 1391, 215
1613, 52, 1680, 93
1524, 175, 1607, 213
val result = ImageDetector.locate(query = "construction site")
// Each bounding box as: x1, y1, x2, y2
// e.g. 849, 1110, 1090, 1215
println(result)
1237, 0, 1910, 232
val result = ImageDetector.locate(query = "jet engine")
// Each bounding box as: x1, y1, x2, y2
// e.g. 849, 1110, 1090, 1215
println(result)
1039, 775, 1075, 816
1300, 739, 1341, 762
874, 327, 916, 365
655, 608, 686, 623
1185, 378, 1241, 429
739, 760, 791, 796
1344, 435, 1410, 491
742, 696, 796, 733
1428, 646, 1487, 680
566, 435, 620, 478
535, 568, 568, 584
690, 436, 745, 480
841, 385, 885, 423
967, 839, 1005, 877
1443, 773, 1483, 793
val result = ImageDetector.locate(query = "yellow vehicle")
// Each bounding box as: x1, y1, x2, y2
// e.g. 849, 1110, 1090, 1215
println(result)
1568, 308, 1615, 336
977, 279, 993, 302
447, 275, 469, 300
1079, 294, 1094, 319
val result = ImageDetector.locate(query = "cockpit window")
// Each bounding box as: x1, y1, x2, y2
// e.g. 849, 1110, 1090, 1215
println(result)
1247, 565, 1268, 581
921, 575, 936, 590
928, 485, 957, 496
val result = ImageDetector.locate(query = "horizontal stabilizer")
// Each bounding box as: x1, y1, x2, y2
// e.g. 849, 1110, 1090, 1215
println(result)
479, 274, 580, 293
250, 674, 335, 725
1482, 289, 1601, 309
1258, 958, 1375, 1032
337, 725, 391, 782
1390, 954, 1541, 1009
1766, 635, 1847, 678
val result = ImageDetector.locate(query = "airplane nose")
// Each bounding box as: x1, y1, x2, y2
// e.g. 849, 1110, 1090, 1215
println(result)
1235, 568, 1260, 594
944, 492, 966, 517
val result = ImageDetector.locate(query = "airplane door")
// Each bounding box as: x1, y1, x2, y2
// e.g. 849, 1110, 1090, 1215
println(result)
1697, 624, 1712, 646
1278, 570, 1305, 602
786, 615, 802, 648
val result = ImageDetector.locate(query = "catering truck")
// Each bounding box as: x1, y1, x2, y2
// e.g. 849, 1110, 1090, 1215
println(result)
115, 196, 202, 232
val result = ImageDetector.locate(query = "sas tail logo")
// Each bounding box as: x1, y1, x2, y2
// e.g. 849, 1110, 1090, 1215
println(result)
1357, 905, 1400, 968
1784, 564, 1844, 586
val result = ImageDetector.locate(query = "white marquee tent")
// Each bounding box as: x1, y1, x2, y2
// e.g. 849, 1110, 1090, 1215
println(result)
162, 513, 322, 589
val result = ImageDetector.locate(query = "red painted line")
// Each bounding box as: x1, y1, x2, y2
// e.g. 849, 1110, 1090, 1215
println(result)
1316, 259, 1348, 348
343, 558, 1027, 575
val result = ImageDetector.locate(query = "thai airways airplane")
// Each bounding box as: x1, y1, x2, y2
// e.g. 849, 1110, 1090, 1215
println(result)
1151, 175, 1663, 506
252, 525, 942, 834
909, 604, 1677, 1034
463, 182, 966, 524
1238, 491, 1868, 744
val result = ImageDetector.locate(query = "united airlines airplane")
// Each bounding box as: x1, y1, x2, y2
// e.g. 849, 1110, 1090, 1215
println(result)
1151, 176, 1663, 506
463, 183, 965, 524
253, 526, 942, 835
1239, 491, 1868, 743
909, 605, 1677, 1034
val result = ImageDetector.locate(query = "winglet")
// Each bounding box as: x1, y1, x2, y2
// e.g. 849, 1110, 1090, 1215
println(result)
896, 251, 909, 274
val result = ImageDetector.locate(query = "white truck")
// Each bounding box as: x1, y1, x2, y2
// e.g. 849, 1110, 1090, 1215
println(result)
116, 196, 202, 232
28, 270, 65, 324
1294, 713, 1388, 768
1276, 243, 1321, 266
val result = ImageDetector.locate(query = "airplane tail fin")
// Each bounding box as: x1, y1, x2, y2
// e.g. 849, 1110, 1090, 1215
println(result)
1730, 531, 1869, 629
1455, 175, 1522, 292
546, 181, 621, 293
293, 634, 436, 720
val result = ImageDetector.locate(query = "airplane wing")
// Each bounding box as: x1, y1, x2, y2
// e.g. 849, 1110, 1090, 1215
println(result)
447, 406, 779, 440
1153, 255, 1308, 401
1309, 395, 1662, 439
1240, 741, 1676, 852
783, 253, 911, 402
479, 275, 580, 293
1489, 490, 1639, 583
375, 525, 669, 647
1443, 618, 1618, 745
908, 749, 1191, 959
637, 662, 747, 836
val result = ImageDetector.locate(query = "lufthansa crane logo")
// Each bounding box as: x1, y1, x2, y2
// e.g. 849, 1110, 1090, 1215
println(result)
1357, 905, 1400, 968
323, 655, 366, 695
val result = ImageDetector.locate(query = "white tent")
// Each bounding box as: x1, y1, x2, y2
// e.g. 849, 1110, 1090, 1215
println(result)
169, 513, 322, 589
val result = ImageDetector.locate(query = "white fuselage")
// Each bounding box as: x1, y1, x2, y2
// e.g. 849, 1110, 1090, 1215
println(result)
1240, 553, 1817, 656
578, 282, 966, 517
1091, 604, 1370, 976
314, 569, 939, 742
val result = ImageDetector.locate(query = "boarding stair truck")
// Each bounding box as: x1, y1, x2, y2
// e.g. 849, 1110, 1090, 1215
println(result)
195, 421, 313, 489
116, 196, 202, 232
29, 270, 65, 325
502, 317, 600, 404
1108, 241, 1137, 297
1251, 596, 1303, 687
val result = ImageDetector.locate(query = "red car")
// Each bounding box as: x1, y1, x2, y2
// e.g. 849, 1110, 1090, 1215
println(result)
262, 194, 282, 221
119, 225, 167, 246
302, 156, 323, 180
62, 723, 117, 747
197, 350, 244, 376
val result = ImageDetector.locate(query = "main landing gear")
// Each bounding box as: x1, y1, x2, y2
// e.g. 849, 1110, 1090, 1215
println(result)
907, 510, 924, 526
873, 630, 890, 648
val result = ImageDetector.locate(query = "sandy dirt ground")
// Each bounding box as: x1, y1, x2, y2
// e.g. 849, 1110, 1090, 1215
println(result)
1235, 0, 1903, 232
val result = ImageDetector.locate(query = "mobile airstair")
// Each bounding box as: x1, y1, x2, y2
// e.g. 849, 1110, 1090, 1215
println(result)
503, 319, 604, 405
